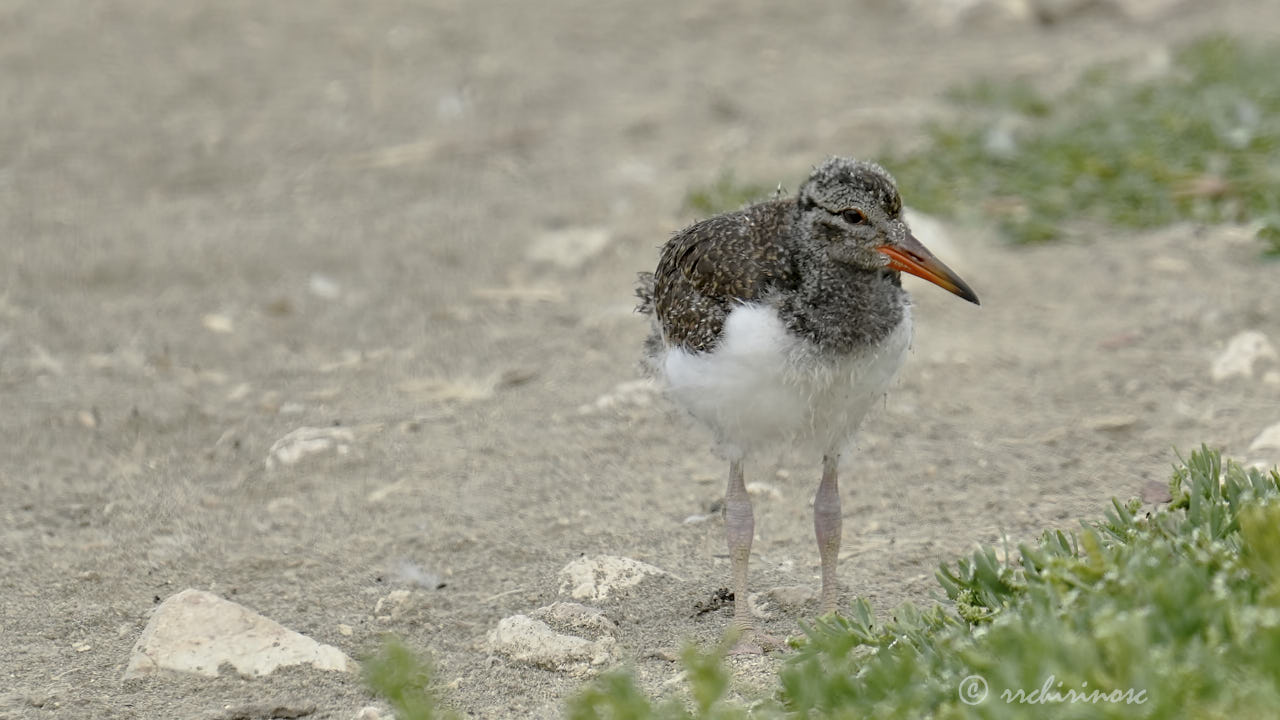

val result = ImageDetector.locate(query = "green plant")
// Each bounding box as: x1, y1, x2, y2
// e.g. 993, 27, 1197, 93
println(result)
883, 35, 1280, 247
567, 639, 777, 720
1258, 217, 1280, 257
363, 636, 456, 720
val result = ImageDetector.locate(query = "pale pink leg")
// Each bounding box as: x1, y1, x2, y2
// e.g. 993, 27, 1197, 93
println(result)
722, 459, 783, 653
724, 458, 755, 635
814, 454, 842, 615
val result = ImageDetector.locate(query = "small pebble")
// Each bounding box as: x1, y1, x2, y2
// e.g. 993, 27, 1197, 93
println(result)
202, 313, 234, 334
309, 274, 342, 299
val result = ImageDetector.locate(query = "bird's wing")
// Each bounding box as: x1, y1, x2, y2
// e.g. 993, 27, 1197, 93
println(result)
652, 204, 797, 353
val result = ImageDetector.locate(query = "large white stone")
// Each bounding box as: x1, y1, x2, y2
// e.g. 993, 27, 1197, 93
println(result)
124, 589, 355, 679
557, 555, 670, 602
486, 615, 615, 676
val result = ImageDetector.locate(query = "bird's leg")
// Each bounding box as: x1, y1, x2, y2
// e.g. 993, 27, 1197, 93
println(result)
721, 459, 783, 654
724, 458, 755, 636
814, 454, 842, 615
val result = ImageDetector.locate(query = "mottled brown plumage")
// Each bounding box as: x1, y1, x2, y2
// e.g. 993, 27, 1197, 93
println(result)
647, 201, 800, 353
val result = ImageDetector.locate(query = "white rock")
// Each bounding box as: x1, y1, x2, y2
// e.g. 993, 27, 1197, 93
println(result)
767, 585, 818, 612
745, 481, 782, 500
266, 426, 355, 469
486, 615, 615, 675
1249, 422, 1280, 453
309, 274, 342, 299
1211, 331, 1277, 382
526, 227, 612, 269
530, 602, 618, 638
201, 313, 234, 334
373, 589, 418, 621
123, 589, 354, 679
557, 555, 670, 602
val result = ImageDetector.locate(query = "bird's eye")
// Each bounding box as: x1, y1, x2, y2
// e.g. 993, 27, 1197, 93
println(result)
840, 209, 866, 224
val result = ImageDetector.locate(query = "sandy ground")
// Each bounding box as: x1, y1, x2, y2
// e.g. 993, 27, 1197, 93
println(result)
3, 1, 1280, 717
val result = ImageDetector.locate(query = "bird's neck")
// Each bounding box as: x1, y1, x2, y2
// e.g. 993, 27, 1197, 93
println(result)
778, 245, 909, 352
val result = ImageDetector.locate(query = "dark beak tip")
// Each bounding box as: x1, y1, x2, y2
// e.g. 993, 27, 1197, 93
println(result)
959, 285, 980, 306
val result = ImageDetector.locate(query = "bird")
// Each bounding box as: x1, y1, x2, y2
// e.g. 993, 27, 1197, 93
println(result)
636, 157, 978, 652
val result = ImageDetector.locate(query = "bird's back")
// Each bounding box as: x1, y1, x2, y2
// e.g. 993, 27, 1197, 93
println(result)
641, 200, 799, 355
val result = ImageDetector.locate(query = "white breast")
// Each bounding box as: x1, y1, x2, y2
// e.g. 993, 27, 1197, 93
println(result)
659, 303, 913, 460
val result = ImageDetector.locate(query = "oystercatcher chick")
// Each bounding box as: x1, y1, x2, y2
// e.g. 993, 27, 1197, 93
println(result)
636, 157, 979, 652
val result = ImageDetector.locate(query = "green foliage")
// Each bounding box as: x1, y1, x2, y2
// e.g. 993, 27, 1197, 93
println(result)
882, 35, 1280, 248
1258, 217, 1280, 257
684, 171, 773, 217
362, 636, 456, 720
945, 77, 1053, 118
567, 639, 775, 720
567, 447, 1280, 718
567, 670, 668, 720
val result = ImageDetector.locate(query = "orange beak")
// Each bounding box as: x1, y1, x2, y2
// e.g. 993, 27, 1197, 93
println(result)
877, 233, 980, 305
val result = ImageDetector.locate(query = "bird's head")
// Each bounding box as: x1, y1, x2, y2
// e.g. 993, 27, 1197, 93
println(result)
797, 157, 979, 305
